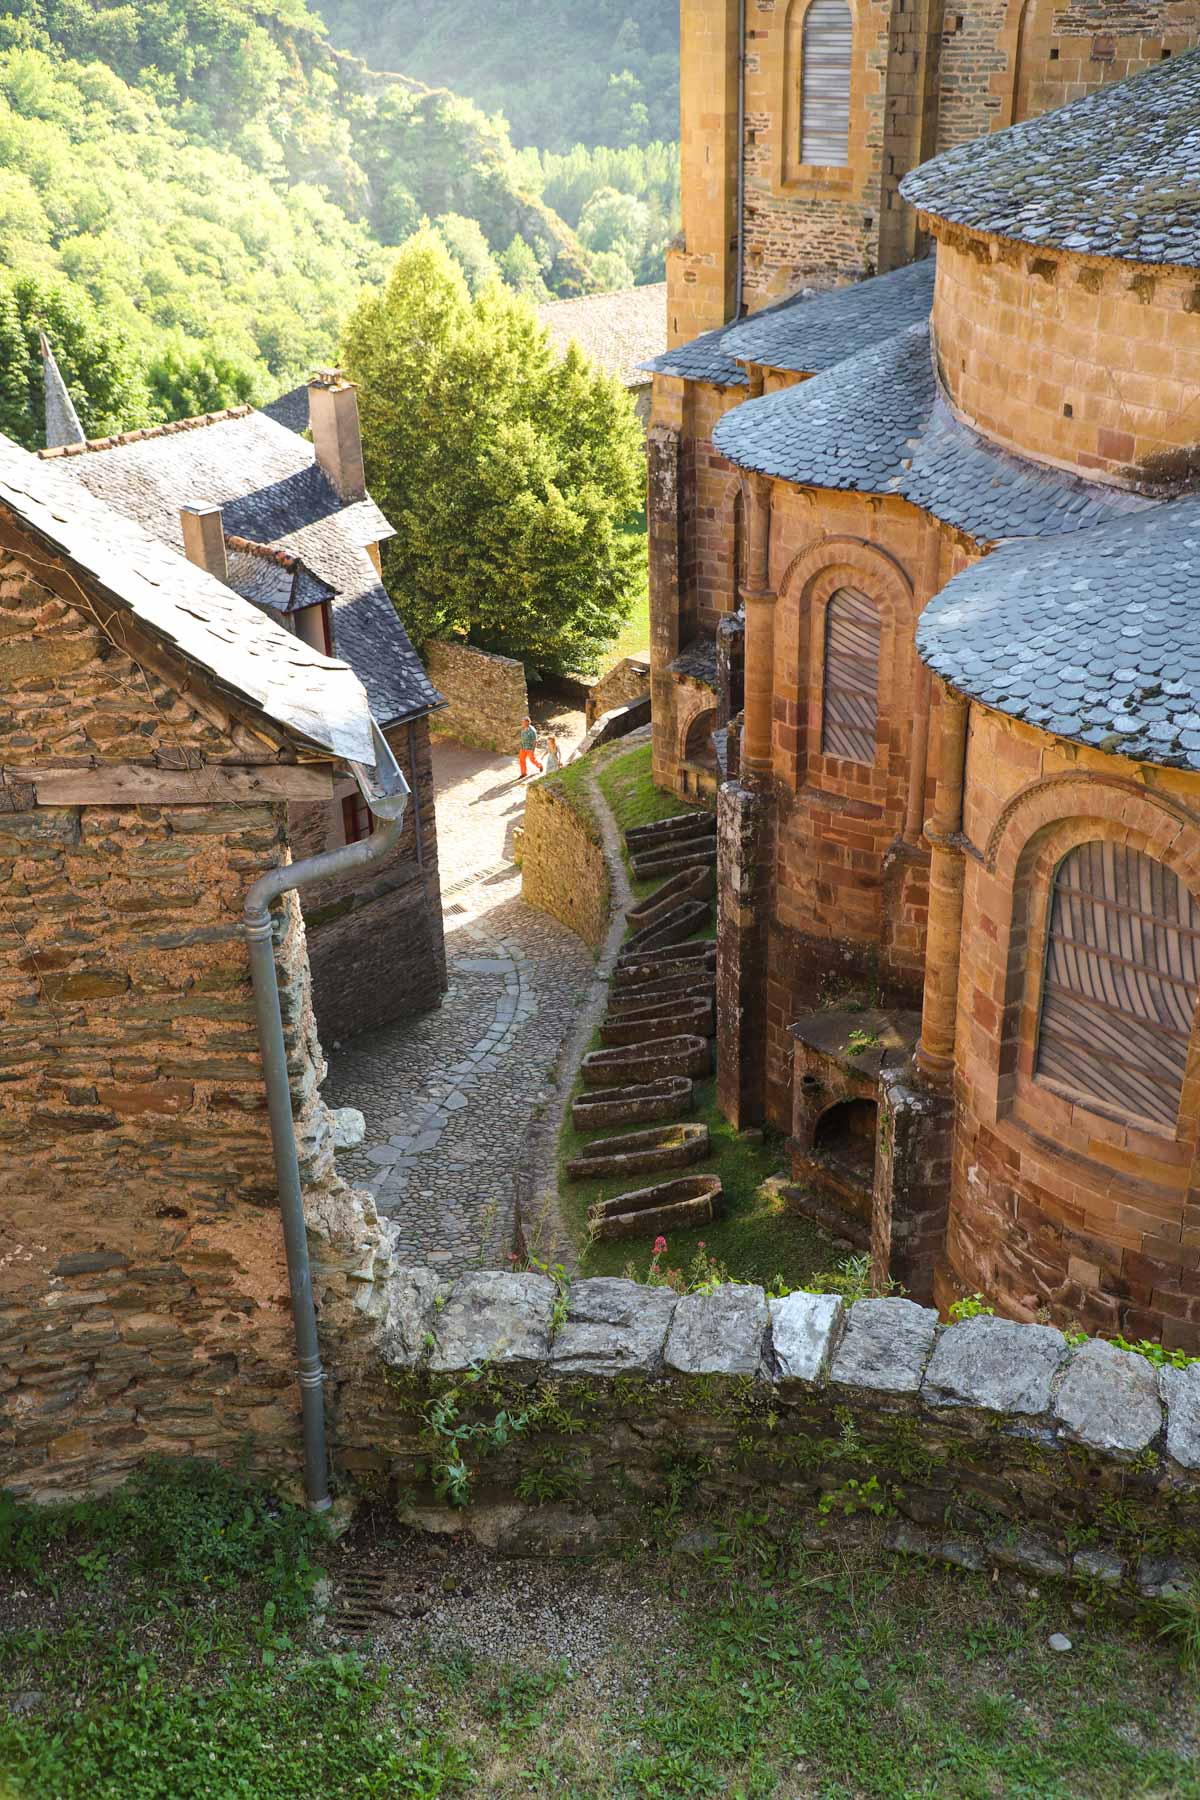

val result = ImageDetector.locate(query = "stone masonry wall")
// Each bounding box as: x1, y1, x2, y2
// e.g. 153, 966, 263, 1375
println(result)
425, 641, 529, 756
288, 717, 447, 1044
585, 657, 650, 730
519, 778, 610, 950
0, 547, 394, 1498
336, 1272, 1200, 1594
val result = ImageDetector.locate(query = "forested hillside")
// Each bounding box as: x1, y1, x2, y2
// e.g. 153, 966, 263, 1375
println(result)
0, 0, 595, 446
314, 0, 679, 151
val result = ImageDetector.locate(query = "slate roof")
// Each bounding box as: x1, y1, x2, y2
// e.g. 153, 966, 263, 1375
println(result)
900, 48, 1200, 269
721, 259, 936, 375
669, 635, 719, 687
537, 284, 667, 388
40, 335, 85, 449
224, 537, 335, 615
0, 434, 376, 764
712, 323, 1150, 544
41, 410, 440, 728
641, 321, 750, 389
917, 498, 1200, 770
261, 384, 311, 436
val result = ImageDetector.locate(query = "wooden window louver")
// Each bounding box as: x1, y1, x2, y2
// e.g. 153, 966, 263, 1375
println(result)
1036, 841, 1200, 1130
801, 0, 853, 166
821, 587, 880, 763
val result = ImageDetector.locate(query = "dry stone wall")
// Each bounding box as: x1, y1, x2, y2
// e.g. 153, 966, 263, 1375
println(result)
519, 778, 610, 950
586, 657, 651, 729
0, 548, 395, 1499
424, 641, 528, 755
334, 1274, 1200, 1593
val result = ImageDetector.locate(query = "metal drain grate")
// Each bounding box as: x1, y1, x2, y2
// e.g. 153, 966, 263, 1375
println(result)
332, 1570, 411, 1635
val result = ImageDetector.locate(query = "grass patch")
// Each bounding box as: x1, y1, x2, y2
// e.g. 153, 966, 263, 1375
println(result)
601, 510, 649, 667
2, 1472, 1197, 1798
539, 756, 599, 831
598, 741, 695, 839
557, 1071, 834, 1287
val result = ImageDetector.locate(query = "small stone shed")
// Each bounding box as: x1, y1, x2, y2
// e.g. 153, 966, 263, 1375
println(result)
0, 438, 396, 1500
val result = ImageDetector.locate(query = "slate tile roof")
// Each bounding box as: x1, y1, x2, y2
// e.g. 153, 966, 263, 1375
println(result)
721, 259, 936, 375
669, 635, 720, 687
0, 435, 376, 764
260, 384, 311, 436
916, 498, 1200, 770
224, 536, 335, 615
712, 323, 1149, 544
641, 321, 750, 389
537, 283, 667, 388
900, 47, 1200, 269
41, 410, 440, 728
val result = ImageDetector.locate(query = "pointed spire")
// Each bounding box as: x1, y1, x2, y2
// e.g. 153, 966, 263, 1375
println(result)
40, 333, 86, 450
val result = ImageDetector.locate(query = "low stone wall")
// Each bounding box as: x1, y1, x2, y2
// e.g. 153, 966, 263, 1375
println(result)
424, 641, 528, 755
519, 778, 610, 949
333, 1275, 1200, 1594
585, 656, 650, 729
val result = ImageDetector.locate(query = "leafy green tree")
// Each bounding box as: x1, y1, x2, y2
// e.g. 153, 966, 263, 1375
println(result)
0, 271, 151, 449
432, 212, 501, 296
498, 234, 549, 300
145, 338, 262, 421
342, 230, 644, 676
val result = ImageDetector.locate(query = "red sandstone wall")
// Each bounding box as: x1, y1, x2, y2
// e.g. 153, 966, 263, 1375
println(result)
756, 489, 962, 1127
944, 707, 1200, 1352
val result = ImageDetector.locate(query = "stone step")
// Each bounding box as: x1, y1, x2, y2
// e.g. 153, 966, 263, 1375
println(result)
571, 1076, 695, 1132
588, 1172, 724, 1242
581, 1034, 711, 1088
567, 1122, 709, 1181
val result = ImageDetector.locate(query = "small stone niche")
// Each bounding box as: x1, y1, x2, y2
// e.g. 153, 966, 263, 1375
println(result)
787, 1007, 953, 1303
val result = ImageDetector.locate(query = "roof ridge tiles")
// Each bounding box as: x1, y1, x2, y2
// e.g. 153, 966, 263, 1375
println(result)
38, 406, 255, 460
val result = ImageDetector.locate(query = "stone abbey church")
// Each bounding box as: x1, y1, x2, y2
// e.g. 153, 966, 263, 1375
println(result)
646, 0, 1200, 1350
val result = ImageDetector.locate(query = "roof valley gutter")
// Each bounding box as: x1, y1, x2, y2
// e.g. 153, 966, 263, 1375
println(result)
242, 736, 409, 1512
735, 0, 746, 323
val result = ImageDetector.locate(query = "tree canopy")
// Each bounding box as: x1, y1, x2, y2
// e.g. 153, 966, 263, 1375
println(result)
341, 231, 645, 677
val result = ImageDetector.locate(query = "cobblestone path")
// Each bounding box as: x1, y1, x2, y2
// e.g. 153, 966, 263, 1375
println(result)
322, 717, 597, 1270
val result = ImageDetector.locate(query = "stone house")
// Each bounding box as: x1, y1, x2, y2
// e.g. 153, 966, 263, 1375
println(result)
0, 437, 401, 1499
644, 0, 1199, 801
39, 371, 447, 1045
660, 38, 1200, 1353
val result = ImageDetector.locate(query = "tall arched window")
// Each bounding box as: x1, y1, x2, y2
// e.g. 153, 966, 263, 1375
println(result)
801, 0, 853, 166
1036, 842, 1200, 1130
821, 587, 879, 763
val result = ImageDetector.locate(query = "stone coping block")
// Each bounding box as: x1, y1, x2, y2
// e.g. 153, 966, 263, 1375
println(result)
427, 1271, 556, 1383
768, 1291, 844, 1385
551, 1277, 679, 1377
665, 1284, 769, 1377
1053, 1337, 1163, 1456
374, 1275, 1198, 1479
923, 1316, 1068, 1416
829, 1298, 940, 1396
1161, 1363, 1200, 1470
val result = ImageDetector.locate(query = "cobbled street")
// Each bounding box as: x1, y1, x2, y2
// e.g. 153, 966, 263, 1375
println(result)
323, 707, 597, 1270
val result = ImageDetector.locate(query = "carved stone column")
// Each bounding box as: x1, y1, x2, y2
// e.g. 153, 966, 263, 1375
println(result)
915, 683, 970, 1086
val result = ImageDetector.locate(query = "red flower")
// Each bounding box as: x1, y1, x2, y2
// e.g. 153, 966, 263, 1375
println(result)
653, 1236, 668, 1255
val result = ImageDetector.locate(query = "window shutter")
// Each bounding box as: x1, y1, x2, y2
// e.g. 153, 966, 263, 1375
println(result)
821, 587, 880, 764
1036, 841, 1200, 1130
801, 0, 853, 166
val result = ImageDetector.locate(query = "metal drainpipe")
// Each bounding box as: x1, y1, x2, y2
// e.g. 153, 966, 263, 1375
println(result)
243, 724, 409, 1513
734, 0, 747, 321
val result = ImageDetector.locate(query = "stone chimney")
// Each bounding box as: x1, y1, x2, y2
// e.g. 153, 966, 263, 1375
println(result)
308, 368, 366, 503
180, 505, 228, 585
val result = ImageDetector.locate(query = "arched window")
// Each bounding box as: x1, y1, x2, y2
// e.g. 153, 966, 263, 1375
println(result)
684, 707, 718, 767
821, 587, 879, 763
801, 0, 852, 166
1036, 842, 1200, 1130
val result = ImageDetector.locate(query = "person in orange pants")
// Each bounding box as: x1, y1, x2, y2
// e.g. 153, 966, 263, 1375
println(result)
517, 717, 542, 779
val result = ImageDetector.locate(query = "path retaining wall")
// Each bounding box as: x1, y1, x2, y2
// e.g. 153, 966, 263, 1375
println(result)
425, 641, 528, 754
520, 779, 610, 949
333, 1276, 1200, 1593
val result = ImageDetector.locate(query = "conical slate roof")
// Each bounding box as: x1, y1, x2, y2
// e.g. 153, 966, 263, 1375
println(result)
916, 499, 1200, 770
900, 48, 1200, 268
40, 334, 85, 449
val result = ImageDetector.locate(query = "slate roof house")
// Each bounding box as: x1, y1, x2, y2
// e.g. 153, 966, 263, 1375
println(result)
0, 435, 401, 1498
536, 284, 668, 429
651, 25, 1200, 1354
39, 369, 447, 1042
